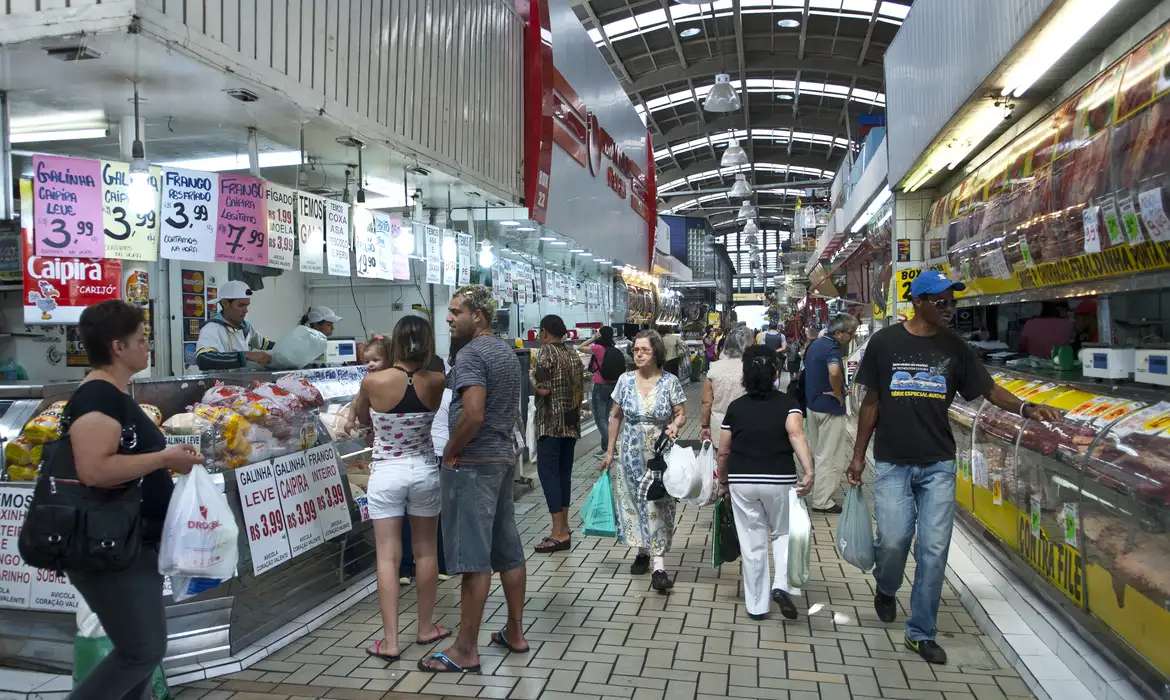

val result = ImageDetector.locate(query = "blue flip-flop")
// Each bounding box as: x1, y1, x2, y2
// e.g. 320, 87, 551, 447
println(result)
490, 627, 530, 653
418, 651, 482, 674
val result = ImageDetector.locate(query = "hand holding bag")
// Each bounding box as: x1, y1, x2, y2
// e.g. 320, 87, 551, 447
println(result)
837, 484, 875, 572
582, 473, 618, 538
663, 444, 699, 499
712, 496, 740, 568
158, 465, 239, 581
787, 489, 812, 588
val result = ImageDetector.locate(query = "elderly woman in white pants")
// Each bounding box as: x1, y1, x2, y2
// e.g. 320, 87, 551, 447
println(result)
699, 327, 750, 446
716, 345, 814, 620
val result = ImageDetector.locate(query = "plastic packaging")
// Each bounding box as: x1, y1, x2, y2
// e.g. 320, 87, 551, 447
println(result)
664, 443, 700, 499
22, 401, 68, 444
276, 375, 324, 407
201, 382, 247, 407
74, 599, 170, 698
837, 485, 875, 572
138, 404, 163, 427
788, 489, 812, 588
5, 436, 42, 466
158, 465, 239, 582
581, 473, 617, 538
269, 325, 328, 369
684, 441, 717, 506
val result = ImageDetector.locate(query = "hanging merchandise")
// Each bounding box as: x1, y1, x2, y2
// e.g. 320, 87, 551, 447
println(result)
390, 215, 411, 280
352, 208, 379, 279
100, 161, 162, 261
456, 233, 472, 285
214, 174, 268, 266
423, 224, 441, 284
265, 184, 296, 270
442, 230, 457, 286
296, 192, 326, 273
160, 167, 218, 262
324, 200, 350, 276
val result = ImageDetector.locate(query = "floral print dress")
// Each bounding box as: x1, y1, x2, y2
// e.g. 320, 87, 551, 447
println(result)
611, 371, 686, 556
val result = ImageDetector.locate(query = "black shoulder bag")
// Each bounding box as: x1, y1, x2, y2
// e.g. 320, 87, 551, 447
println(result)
18, 401, 143, 574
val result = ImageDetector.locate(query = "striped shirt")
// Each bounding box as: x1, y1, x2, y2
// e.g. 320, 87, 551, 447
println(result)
721, 392, 802, 485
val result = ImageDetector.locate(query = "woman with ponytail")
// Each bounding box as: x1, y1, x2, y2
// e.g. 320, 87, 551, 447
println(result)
716, 345, 814, 621
350, 315, 449, 662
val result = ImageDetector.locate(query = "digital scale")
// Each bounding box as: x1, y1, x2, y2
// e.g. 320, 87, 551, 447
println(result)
1135, 345, 1170, 387
325, 338, 358, 366
1080, 345, 1135, 380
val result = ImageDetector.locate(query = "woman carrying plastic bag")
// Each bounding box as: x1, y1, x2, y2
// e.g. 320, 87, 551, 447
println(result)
158, 465, 239, 597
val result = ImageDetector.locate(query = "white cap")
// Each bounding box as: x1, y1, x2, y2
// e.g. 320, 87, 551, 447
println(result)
212, 280, 253, 303
307, 306, 342, 324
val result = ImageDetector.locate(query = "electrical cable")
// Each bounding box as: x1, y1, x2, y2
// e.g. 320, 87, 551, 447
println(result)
348, 274, 368, 338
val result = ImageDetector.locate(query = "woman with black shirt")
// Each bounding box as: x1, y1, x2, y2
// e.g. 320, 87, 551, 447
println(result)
67, 301, 202, 700
717, 345, 814, 621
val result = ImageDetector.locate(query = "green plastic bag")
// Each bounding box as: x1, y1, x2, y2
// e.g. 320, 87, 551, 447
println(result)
74, 635, 170, 699
582, 473, 617, 538
712, 497, 740, 568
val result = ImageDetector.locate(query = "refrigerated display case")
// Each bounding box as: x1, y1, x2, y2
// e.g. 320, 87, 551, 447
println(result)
952, 367, 1170, 694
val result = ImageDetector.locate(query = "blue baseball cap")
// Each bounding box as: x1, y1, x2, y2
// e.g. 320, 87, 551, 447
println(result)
910, 270, 965, 298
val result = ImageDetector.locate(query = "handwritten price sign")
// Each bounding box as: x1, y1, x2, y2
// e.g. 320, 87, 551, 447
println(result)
160, 168, 218, 262
215, 175, 268, 265
235, 460, 292, 575
266, 184, 296, 270
100, 161, 161, 261
273, 451, 324, 557
305, 445, 353, 539
33, 155, 104, 258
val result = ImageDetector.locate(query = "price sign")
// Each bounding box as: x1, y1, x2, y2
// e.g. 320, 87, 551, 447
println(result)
298, 193, 327, 273
457, 233, 472, 285
234, 460, 292, 575
325, 200, 351, 276
29, 568, 81, 612
1083, 205, 1102, 253
1138, 187, 1170, 242
165, 434, 202, 454
273, 451, 325, 557
0, 487, 36, 608
305, 445, 353, 539
391, 216, 411, 280
424, 224, 441, 284
373, 211, 393, 280
442, 229, 457, 286
352, 207, 379, 279
266, 184, 296, 270
1119, 196, 1144, 244
100, 161, 161, 261
160, 168, 218, 262
215, 174, 267, 265
32, 155, 104, 258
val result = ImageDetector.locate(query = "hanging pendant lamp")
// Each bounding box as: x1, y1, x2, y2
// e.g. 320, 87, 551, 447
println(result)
704, 74, 741, 113
743, 218, 760, 237
737, 200, 755, 218
721, 139, 748, 167
728, 173, 752, 198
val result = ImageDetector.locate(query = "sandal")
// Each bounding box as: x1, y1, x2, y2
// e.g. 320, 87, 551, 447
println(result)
366, 638, 400, 663
490, 627, 530, 653
416, 624, 451, 645
418, 651, 481, 674
534, 536, 571, 553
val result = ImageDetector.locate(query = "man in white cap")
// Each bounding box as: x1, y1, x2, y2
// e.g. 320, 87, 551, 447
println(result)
195, 280, 275, 370
301, 306, 343, 337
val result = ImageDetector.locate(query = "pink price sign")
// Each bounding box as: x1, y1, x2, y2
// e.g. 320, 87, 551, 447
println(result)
32, 155, 104, 258
215, 174, 268, 265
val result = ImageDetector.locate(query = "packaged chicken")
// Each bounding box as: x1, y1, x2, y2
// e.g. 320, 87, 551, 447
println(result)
5, 437, 42, 466
319, 412, 353, 442
276, 375, 324, 407
251, 382, 304, 414
200, 382, 248, 408
226, 391, 273, 424
246, 424, 275, 462
138, 403, 163, 427
162, 412, 214, 436
192, 404, 251, 454
23, 401, 68, 445
6, 464, 37, 481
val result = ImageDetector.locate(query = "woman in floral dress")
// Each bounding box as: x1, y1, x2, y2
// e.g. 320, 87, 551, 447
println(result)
601, 330, 686, 591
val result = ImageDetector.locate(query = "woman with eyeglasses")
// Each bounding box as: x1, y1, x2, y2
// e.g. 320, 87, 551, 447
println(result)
601, 330, 686, 592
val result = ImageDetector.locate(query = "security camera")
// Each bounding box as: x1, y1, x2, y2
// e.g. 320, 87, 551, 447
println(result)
410, 188, 423, 202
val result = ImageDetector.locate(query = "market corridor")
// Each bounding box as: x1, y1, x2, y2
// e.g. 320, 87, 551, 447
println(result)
174, 386, 1033, 700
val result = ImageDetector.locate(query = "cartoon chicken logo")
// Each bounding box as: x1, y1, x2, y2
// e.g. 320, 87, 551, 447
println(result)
27, 280, 61, 320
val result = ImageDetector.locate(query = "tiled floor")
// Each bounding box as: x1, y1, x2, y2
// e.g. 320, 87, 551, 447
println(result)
173, 384, 1034, 700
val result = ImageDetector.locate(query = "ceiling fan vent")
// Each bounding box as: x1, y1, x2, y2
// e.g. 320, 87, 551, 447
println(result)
225, 88, 260, 103
45, 45, 100, 61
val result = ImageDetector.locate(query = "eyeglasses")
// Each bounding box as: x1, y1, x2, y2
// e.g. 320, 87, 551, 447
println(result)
924, 297, 957, 310
633, 348, 654, 355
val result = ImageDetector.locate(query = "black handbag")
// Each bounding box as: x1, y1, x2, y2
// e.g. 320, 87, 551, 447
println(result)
18, 403, 143, 575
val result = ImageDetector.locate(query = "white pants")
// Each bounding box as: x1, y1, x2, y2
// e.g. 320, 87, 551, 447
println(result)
806, 410, 848, 509
729, 482, 796, 615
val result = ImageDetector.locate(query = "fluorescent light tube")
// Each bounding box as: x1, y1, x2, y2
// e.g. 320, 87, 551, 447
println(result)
157, 150, 303, 172
9, 128, 109, 144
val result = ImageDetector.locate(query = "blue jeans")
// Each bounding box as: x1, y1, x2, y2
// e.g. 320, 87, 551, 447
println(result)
591, 382, 616, 451
872, 460, 956, 642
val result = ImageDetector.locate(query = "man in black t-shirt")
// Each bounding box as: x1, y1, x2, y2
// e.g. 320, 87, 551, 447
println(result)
849, 271, 1060, 666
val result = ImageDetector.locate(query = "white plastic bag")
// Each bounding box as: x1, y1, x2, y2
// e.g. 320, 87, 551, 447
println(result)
77, 598, 104, 638
269, 325, 328, 369
159, 465, 239, 582
683, 441, 717, 506
787, 488, 812, 588
664, 444, 700, 499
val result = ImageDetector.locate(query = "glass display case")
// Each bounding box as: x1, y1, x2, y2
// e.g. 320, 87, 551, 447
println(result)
950, 368, 1170, 694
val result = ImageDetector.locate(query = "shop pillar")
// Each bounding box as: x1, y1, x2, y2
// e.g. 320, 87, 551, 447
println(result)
892, 190, 934, 321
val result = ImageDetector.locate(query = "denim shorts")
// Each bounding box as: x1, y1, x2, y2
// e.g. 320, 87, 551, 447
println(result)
439, 460, 526, 574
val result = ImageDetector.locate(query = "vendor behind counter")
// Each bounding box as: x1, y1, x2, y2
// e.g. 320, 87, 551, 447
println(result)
1018, 302, 1074, 359
196, 280, 276, 370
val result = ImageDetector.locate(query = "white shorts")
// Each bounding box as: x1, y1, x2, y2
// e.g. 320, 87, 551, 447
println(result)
366, 453, 441, 519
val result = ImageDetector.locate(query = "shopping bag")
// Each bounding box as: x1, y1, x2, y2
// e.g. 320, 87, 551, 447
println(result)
712, 496, 740, 568
158, 465, 239, 585
663, 444, 700, 499
582, 473, 618, 538
837, 485, 875, 572
269, 325, 328, 369
74, 600, 170, 699
787, 489, 812, 588
683, 441, 717, 506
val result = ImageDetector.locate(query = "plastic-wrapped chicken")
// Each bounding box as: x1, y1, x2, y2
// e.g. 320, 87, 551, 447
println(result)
23, 401, 68, 445
276, 375, 324, 407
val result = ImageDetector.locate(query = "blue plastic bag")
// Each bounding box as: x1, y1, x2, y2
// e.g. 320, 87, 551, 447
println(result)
582, 473, 617, 538
837, 484, 875, 572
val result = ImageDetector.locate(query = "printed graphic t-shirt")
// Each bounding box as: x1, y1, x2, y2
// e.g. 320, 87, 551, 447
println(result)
449, 334, 521, 462
854, 324, 993, 464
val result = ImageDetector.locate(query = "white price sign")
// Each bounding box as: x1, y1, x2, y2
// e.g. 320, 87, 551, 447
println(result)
0, 487, 36, 608
273, 451, 325, 557
306, 445, 353, 539
265, 184, 296, 270
457, 233, 472, 285
442, 229, 457, 286
159, 168, 218, 262
424, 224, 442, 284
235, 461, 292, 576
29, 568, 80, 612
166, 434, 202, 454
352, 207, 379, 280
325, 200, 351, 276
298, 193, 327, 274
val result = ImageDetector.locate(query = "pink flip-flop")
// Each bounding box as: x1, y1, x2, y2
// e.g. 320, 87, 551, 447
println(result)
366, 638, 400, 662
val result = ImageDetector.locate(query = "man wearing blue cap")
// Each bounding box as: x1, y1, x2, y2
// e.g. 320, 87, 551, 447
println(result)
848, 270, 1060, 665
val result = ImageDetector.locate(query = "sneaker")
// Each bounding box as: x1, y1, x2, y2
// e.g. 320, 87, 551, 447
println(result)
438, 574, 450, 582
812, 504, 843, 514
650, 569, 674, 592
905, 637, 947, 665
748, 612, 768, 621
398, 576, 412, 585
594, 448, 606, 459
874, 591, 897, 623
630, 554, 651, 575
772, 589, 798, 620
